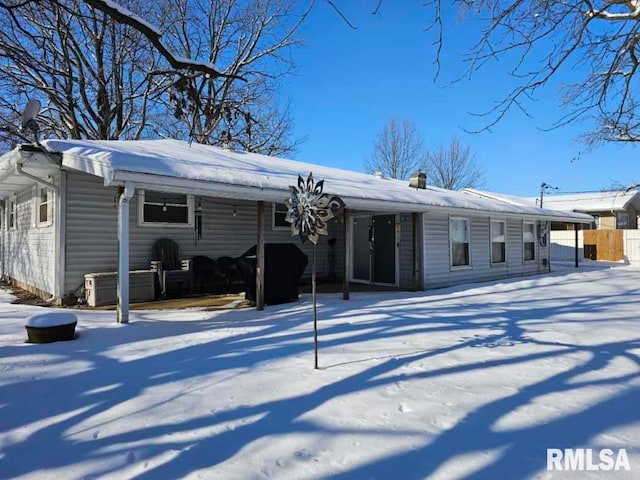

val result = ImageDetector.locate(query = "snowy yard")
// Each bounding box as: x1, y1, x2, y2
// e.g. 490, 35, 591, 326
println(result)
1, 265, 639, 480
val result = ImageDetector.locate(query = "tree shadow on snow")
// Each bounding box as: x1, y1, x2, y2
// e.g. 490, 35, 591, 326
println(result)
0, 267, 638, 478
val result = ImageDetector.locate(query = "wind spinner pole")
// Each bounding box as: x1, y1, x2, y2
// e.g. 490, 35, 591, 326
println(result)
285, 172, 344, 369
312, 244, 318, 368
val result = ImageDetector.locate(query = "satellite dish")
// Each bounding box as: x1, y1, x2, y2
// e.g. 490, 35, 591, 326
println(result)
21, 99, 41, 140
22, 99, 41, 129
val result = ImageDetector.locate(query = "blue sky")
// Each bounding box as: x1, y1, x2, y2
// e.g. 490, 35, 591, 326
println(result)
283, 2, 638, 197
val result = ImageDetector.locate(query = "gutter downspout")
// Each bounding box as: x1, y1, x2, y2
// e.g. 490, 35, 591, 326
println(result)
15, 163, 58, 191
56, 172, 66, 302
14, 163, 61, 304
117, 182, 135, 324
0, 199, 4, 281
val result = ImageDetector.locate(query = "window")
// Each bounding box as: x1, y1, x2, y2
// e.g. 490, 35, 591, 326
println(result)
36, 185, 52, 226
616, 212, 629, 229
272, 202, 289, 229
139, 190, 193, 227
523, 222, 536, 261
8, 196, 16, 230
450, 217, 470, 267
491, 220, 506, 264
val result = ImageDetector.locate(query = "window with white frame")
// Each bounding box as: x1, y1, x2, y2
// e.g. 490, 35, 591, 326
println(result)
523, 222, 536, 261
450, 217, 470, 267
272, 202, 289, 229
8, 196, 16, 230
491, 220, 506, 264
139, 190, 193, 226
36, 185, 52, 226
616, 212, 629, 229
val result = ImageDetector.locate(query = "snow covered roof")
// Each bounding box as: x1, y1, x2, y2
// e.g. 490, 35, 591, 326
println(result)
529, 190, 640, 213
2, 139, 591, 222
462, 188, 537, 207
464, 188, 640, 213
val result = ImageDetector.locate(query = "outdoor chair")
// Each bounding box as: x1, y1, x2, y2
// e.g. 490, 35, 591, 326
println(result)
216, 256, 244, 294
150, 238, 193, 298
192, 255, 225, 294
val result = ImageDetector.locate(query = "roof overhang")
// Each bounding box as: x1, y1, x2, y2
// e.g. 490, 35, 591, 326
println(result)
107, 169, 593, 223
0, 139, 593, 224
0, 147, 61, 197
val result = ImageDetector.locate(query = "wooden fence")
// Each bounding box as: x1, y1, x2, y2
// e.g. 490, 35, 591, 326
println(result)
551, 229, 640, 264
583, 230, 624, 261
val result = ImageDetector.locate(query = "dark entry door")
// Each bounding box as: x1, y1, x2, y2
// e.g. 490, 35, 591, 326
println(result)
351, 215, 396, 285
372, 215, 396, 284
352, 216, 372, 282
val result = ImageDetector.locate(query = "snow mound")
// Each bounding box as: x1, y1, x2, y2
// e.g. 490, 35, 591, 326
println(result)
26, 312, 78, 328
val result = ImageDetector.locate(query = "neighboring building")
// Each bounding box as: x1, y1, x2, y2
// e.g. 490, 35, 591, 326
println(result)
0, 139, 591, 309
464, 188, 640, 230
537, 191, 640, 230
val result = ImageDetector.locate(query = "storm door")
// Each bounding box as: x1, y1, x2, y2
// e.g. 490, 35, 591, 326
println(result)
351, 214, 397, 285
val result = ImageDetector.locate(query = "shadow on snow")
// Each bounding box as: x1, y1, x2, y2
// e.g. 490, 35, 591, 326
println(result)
0, 266, 638, 478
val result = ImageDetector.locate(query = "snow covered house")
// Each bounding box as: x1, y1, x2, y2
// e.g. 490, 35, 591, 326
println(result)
0, 139, 591, 321
463, 188, 640, 230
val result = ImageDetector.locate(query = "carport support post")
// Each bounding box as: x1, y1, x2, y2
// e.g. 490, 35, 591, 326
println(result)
574, 223, 579, 268
412, 212, 420, 291
117, 182, 135, 324
256, 201, 265, 311
342, 208, 350, 300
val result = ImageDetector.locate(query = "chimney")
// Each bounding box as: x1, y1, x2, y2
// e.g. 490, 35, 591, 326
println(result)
409, 170, 427, 189
221, 130, 232, 150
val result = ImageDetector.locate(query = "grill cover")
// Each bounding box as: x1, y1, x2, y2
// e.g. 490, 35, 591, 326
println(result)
237, 243, 308, 305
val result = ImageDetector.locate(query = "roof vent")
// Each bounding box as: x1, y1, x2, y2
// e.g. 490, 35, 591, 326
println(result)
409, 170, 427, 189
374, 171, 384, 179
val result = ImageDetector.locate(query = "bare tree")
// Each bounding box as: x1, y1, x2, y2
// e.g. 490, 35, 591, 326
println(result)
0, 0, 164, 147
162, 0, 305, 154
428, 0, 640, 146
318, 1, 640, 146
0, 0, 255, 80
424, 138, 485, 190
365, 117, 426, 180
0, 0, 305, 155
11, 0, 636, 149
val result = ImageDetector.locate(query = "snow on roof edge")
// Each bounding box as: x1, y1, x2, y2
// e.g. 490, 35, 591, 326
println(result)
38, 138, 592, 222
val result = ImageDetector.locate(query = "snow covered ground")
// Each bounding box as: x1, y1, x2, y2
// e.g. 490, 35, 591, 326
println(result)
1, 264, 639, 479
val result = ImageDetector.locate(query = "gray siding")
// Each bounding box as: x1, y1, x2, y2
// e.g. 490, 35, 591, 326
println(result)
423, 212, 549, 289
64, 172, 119, 293
63, 173, 554, 296
64, 172, 342, 294
332, 215, 345, 282
399, 213, 417, 289
3, 179, 57, 295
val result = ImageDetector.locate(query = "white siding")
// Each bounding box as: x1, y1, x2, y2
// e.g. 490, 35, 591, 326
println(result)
2, 178, 58, 295
550, 231, 584, 263
623, 230, 640, 264
423, 212, 549, 289
63, 172, 343, 294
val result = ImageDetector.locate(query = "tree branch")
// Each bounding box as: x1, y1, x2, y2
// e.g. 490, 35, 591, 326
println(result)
82, 0, 246, 80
